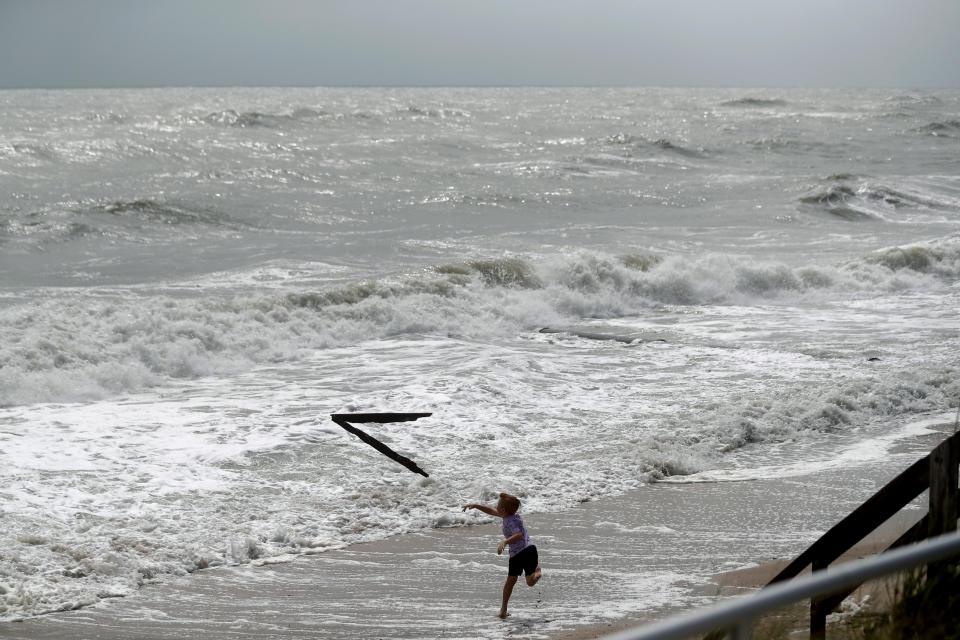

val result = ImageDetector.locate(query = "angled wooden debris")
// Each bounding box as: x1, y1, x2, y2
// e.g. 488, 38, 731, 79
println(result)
331, 413, 432, 477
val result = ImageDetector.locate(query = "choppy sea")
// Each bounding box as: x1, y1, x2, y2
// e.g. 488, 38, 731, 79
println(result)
1, 87, 959, 620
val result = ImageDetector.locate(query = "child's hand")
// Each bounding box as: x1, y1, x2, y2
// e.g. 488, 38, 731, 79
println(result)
497, 540, 507, 555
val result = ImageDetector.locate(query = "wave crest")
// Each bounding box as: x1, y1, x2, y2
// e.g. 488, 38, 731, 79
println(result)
95, 199, 235, 228
702, 372, 956, 454
915, 120, 960, 137
200, 109, 312, 128
799, 176, 960, 221
2, 240, 958, 406
4, 199, 248, 248
603, 133, 703, 158
864, 245, 960, 275
464, 258, 542, 289
721, 98, 788, 107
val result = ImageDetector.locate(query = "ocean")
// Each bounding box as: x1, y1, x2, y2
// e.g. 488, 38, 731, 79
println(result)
1, 87, 959, 622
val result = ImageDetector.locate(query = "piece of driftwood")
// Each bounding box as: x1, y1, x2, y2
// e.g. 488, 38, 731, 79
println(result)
331, 413, 432, 477
539, 327, 655, 344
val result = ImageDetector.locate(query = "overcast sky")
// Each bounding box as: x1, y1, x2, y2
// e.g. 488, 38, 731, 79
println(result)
1, 0, 958, 89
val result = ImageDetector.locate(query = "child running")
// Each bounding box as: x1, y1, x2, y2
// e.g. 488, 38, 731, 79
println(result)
462, 492, 542, 618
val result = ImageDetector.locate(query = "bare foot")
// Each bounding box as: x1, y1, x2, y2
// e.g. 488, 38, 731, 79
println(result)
528, 566, 542, 587
498, 610, 511, 619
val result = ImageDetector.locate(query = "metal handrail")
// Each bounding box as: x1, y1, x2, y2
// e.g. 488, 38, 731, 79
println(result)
602, 530, 960, 640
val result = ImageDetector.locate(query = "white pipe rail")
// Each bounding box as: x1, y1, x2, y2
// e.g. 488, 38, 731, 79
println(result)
602, 529, 960, 640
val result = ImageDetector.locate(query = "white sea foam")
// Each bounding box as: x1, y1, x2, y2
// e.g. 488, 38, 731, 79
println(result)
2, 290, 956, 619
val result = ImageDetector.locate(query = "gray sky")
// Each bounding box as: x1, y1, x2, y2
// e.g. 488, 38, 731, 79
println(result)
1, 0, 958, 88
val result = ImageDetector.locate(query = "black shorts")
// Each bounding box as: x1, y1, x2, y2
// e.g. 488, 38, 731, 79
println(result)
507, 545, 539, 577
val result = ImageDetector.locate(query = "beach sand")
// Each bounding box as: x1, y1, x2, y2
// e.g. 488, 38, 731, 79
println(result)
3, 427, 947, 640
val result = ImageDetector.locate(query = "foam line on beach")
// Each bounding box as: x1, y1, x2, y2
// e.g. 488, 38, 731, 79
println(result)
3, 439, 942, 639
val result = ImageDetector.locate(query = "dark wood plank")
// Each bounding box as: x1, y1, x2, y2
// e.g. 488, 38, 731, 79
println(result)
927, 435, 959, 578
809, 600, 827, 640
331, 415, 431, 477
331, 412, 432, 423
928, 435, 959, 538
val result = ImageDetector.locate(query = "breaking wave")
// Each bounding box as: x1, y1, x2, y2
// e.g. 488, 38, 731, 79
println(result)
2, 240, 959, 407
9, 142, 60, 162
395, 105, 472, 119
92, 199, 241, 228
747, 138, 844, 156
199, 108, 329, 128
675, 370, 959, 457
800, 177, 960, 221
602, 134, 704, 157
196, 103, 472, 129
915, 120, 960, 137
800, 184, 888, 220
0, 198, 255, 247
720, 98, 788, 107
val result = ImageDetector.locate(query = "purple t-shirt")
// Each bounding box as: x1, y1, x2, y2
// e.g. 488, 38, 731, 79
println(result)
502, 513, 531, 557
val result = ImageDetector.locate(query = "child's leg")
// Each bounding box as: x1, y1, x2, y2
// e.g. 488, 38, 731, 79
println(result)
499, 575, 518, 618
525, 566, 542, 587
524, 546, 542, 586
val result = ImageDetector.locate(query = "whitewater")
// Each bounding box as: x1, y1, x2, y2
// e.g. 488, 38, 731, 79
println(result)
1, 87, 959, 621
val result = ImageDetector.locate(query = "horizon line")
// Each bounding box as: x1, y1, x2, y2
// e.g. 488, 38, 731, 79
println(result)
2, 83, 958, 91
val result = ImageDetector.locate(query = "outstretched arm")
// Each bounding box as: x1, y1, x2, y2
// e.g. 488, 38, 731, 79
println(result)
462, 503, 500, 517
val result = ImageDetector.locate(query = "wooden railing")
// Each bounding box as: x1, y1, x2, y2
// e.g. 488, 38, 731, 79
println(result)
602, 531, 960, 640
765, 430, 960, 639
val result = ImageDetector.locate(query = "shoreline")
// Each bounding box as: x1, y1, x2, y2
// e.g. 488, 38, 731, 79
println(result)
3, 426, 948, 639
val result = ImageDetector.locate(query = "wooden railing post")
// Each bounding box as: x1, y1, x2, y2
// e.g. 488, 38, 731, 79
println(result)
809, 558, 828, 640
928, 435, 959, 537
928, 435, 959, 579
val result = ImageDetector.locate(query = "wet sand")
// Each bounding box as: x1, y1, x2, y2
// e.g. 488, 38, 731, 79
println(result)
3, 428, 945, 640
